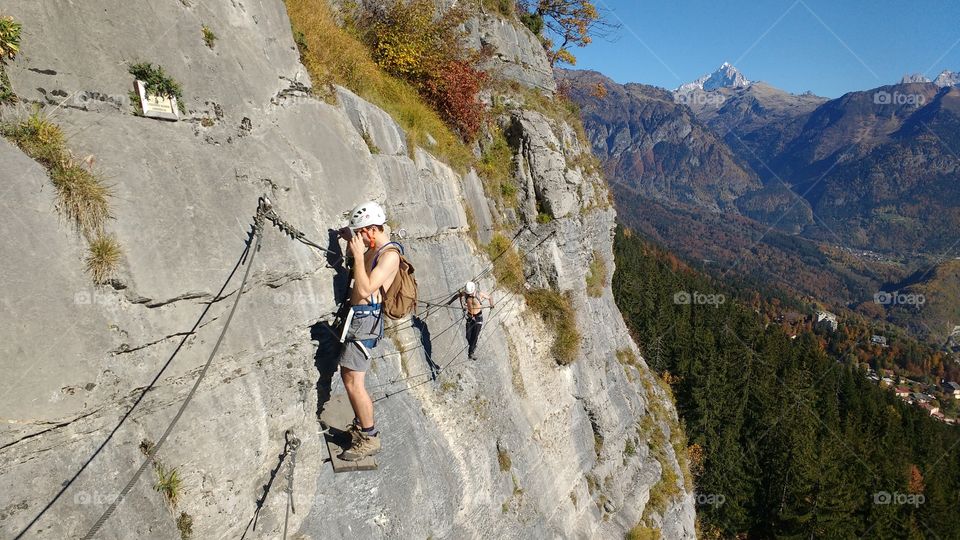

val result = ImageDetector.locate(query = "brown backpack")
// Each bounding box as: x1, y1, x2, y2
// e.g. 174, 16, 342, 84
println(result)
373, 242, 418, 319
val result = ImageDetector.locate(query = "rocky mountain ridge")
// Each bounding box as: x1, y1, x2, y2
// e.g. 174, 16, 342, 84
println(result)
565, 66, 960, 343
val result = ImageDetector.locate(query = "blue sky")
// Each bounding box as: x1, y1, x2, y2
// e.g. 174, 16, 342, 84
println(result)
571, 0, 960, 97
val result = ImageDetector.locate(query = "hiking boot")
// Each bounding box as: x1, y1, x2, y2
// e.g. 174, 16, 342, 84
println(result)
344, 422, 362, 446
339, 432, 381, 461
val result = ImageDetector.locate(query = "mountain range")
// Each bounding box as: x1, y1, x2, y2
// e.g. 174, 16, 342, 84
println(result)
900, 70, 960, 87
561, 63, 960, 344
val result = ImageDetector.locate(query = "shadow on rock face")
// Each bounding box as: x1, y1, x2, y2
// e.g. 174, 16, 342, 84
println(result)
410, 316, 440, 380
312, 229, 351, 420
311, 320, 342, 421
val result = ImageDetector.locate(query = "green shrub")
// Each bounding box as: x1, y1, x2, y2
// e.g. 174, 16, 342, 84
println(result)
360, 0, 487, 141
500, 178, 518, 200
525, 289, 581, 365
0, 16, 18, 103
284, 0, 473, 169
154, 464, 182, 507
0, 15, 21, 62
486, 233, 525, 293
128, 62, 186, 113
176, 512, 193, 539
476, 127, 517, 208
201, 24, 216, 48
585, 250, 607, 297
519, 12, 543, 35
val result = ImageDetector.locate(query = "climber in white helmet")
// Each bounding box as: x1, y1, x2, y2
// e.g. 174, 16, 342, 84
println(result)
334, 200, 400, 461
447, 280, 494, 360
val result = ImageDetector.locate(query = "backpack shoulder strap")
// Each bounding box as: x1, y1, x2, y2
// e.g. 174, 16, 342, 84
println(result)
372, 242, 404, 268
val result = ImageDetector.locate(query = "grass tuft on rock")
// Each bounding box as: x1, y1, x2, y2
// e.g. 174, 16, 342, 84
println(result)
625, 524, 661, 540
176, 512, 193, 539
154, 463, 182, 507
524, 289, 581, 365
3, 110, 112, 237
52, 163, 111, 236
201, 24, 216, 48
585, 250, 607, 297
2, 110, 67, 166
485, 233, 525, 293
497, 447, 512, 472
86, 234, 122, 284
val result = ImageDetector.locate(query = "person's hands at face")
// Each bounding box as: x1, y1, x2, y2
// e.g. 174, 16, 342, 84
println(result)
348, 228, 367, 258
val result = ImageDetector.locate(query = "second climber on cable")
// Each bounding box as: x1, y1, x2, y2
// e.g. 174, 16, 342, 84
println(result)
448, 281, 495, 360
336, 201, 400, 461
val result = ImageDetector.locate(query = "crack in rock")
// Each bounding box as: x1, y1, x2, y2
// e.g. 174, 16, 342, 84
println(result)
0, 409, 102, 451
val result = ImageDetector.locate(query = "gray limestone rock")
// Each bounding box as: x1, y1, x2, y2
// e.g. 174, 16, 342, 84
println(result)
0, 0, 694, 538
464, 14, 557, 95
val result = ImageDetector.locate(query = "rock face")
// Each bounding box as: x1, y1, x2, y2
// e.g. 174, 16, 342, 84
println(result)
464, 14, 557, 95
0, 1, 693, 539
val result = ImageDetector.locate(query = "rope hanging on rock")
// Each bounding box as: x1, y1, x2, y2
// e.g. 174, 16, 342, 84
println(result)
83, 201, 267, 539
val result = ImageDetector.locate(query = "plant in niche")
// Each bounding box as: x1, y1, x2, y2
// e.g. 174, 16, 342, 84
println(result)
128, 62, 186, 113
0, 15, 21, 61
201, 24, 216, 48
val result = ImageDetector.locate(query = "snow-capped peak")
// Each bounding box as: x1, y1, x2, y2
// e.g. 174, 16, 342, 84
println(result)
676, 62, 751, 93
900, 73, 931, 84
895, 70, 959, 87
934, 70, 960, 88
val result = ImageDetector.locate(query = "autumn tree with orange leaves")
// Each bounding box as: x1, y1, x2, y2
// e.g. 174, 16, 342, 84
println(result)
518, 0, 618, 66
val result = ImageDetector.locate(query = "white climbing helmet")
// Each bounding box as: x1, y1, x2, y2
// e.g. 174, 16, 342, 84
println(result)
349, 201, 386, 230
465, 281, 477, 295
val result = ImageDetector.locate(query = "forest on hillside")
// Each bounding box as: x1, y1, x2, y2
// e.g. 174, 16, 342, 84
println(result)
612, 227, 960, 539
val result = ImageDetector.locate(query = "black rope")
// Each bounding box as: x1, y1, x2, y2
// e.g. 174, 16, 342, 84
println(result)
239, 430, 298, 540
258, 197, 342, 264
372, 254, 545, 389
399, 226, 529, 314
83, 207, 266, 539
383, 227, 550, 334
13, 231, 253, 540
374, 289, 523, 401
366, 312, 467, 389
282, 431, 300, 540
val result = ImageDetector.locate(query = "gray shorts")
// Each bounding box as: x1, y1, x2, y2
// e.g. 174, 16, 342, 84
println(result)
338, 305, 383, 373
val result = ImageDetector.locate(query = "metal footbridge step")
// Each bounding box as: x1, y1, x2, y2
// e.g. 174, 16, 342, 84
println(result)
320, 394, 378, 473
